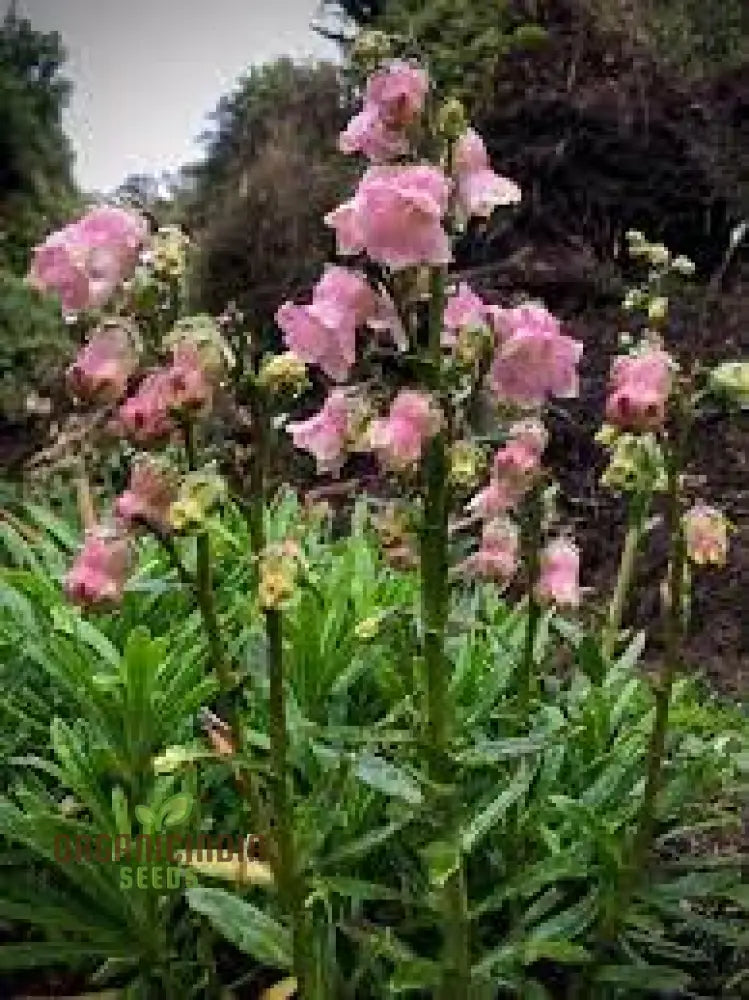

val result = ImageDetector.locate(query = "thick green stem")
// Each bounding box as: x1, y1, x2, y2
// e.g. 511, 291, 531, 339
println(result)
602, 495, 649, 661
421, 264, 450, 765
266, 609, 310, 996
183, 423, 233, 709
419, 265, 470, 1000
519, 485, 543, 720
247, 383, 269, 561
630, 428, 686, 873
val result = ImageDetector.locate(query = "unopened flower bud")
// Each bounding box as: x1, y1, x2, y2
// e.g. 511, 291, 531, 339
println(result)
449, 440, 485, 489
355, 615, 382, 640
437, 98, 468, 141
151, 225, 190, 278
168, 470, 226, 531
165, 314, 234, 376
351, 29, 391, 69
622, 289, 645, 312
648, 243, 670, 267
647, 296, 668, 324
672, 255, 695, 276
258, 543, 300, 610
709, 361, 749, 407
258, 351, 308, 395
684, 504, 729, 567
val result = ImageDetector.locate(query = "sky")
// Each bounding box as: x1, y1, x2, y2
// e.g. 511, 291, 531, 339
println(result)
16, 0, 339, 192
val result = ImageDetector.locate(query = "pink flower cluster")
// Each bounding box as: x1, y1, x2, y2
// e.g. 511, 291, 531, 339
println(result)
536, 538, 580, 608
66, 323, 138, 403
65, 455, 178, 609
605, 345, 673, 432
370, 390, 442, 471
458, 518, 519, 584
339, 60, 428, 162
468, 419, 548, 519
29, 205, 147, 313
118, 344, 213, 445
489, 303, 583, 408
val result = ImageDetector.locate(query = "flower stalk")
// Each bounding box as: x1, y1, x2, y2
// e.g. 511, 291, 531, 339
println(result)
518, 482, 543, 719
602, 493, 649, 660
630, 401, 688, 873
419, 265, 470, 1000
266, 608, 310, 996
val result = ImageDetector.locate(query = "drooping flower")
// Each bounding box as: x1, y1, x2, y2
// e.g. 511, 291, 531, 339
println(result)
114, 459, 176, 531
605, 346, 673, 432
536, 538, 580, 608
118, 370, 176, 445
30, 205, 147, 313
365, 60, 428, 128
454, 128, 521, 220
683, 504, 729, 566
276, 267, 375, 383
489, 303, 582, 407
66, 321, 139, 403
339, 104, 409, 162
315, 266, 377, 325
369, 390, 442, 471
325, 165, 451, 269
287, 389, 354, 475
64, 527, 132, 609
167, 343, 214, 415
339, 61, 428, 162
458, 518, 519, 584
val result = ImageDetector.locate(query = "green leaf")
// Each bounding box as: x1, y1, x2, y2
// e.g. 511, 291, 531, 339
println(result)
186, 887, 292, 968
461, 761, 535, 854
594, 964, 691, 991
353, 753, 422, 806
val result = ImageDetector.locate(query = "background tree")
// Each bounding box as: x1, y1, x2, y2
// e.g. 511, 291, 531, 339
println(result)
0, 6, 78, 272
182, 59, 354, 330
0, 7, 78, 464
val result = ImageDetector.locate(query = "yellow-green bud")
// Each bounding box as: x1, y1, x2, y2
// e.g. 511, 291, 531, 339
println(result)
437, 98, 468, 141
672, 255, 695, 276
166, 314, 234, 375
647, 296, 668, 324
648, 243, 670, 267
151, 225, 190, 278
351, 29, 391, 68
355, 615, 382, 641
709, 361, 749, 407
258, 351, 308, 395
168, 470, 226, 531
449, 440, 485, 489
258, 543, 300, 610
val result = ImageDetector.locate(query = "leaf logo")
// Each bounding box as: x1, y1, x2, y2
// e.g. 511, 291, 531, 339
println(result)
135, 793, 193, 832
